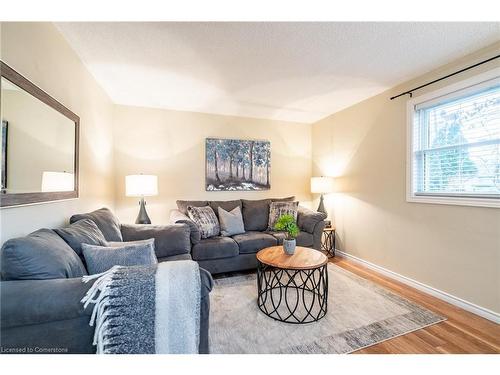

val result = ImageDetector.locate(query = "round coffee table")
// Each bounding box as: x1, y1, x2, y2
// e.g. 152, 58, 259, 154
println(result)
256, 246, 328, 324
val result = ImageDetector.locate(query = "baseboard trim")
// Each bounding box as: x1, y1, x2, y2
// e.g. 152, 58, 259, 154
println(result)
335, 250, 500, 324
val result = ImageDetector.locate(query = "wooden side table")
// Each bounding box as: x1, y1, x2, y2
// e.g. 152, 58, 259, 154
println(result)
322, 226, 336, 258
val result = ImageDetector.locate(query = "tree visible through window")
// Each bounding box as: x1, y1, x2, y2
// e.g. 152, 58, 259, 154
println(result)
412, 82, 500, 199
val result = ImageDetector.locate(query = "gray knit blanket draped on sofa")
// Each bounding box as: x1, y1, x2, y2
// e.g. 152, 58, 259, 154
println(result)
81, 260, 201, 354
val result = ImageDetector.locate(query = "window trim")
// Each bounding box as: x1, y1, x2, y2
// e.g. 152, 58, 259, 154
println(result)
406, 67, 500, 208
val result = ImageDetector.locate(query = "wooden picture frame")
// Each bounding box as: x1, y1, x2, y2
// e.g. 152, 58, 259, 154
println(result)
1, 120, 7, 191
0, 61, 80, 208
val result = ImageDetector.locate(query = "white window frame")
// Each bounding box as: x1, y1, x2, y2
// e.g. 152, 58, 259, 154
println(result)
406, 67, 500, 208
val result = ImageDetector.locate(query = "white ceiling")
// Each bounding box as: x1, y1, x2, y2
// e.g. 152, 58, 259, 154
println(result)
56, 22, 500, 123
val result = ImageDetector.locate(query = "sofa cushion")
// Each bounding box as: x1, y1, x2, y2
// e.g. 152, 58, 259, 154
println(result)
157, 253, 192, 263
196, 253, 258, 275
0, 277, 94, 328
208, 200, 242, 218
267, 231, 286, 245
192, 237, 239, 261
232, 231, 277, 254
70, 207, 122, 242
1, 229, 87, 280
268, 231, 314, 247
297, 231, 314, 247
176, 200, 208, 215
54, 219, 107, 258
218, 206, 245, 237
241, 199, 271, 231
187, 206, 220, 239
170, 209, 202, 244
82, 239, 157, 274
120, 224, 191, 258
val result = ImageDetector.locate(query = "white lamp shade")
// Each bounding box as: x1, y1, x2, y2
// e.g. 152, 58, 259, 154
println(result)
126, 175, 158, 197
41, 171, 74, 192
311, 176, 334, 194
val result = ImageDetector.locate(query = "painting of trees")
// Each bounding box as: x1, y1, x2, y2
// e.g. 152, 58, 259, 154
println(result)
205, 138, 271, 191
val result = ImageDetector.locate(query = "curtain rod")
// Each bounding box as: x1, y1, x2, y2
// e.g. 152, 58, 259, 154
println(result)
390, 54, 500, 100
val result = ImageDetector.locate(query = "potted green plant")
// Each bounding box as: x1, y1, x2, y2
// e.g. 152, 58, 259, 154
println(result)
274, 214, 299, 255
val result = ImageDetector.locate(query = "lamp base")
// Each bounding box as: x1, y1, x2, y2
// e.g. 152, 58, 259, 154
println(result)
317, 194, 327, 215
317, 194, 332, 227
136, 197, 151, 224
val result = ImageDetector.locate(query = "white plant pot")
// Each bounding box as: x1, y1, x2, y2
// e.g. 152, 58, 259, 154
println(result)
283, 239, 296, 255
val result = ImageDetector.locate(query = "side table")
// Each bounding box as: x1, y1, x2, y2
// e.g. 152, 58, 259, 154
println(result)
322, 226, 336, 258
256, 246, 329, 324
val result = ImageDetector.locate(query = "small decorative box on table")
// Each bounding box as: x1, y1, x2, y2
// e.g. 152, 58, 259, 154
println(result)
256, 246, 329, 324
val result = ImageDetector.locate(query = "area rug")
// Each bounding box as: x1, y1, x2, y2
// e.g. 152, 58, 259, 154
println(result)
209, 263, 445, 354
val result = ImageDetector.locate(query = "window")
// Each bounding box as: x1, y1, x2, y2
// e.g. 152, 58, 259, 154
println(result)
407, 69, 500, 208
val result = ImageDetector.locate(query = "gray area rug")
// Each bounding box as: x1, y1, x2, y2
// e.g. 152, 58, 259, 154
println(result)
209, 263, 445, 353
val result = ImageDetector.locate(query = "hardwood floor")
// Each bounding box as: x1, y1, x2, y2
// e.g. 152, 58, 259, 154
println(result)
329, 256, 500, 354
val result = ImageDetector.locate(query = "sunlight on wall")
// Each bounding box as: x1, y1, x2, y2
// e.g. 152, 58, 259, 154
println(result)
112, 105, 313, 223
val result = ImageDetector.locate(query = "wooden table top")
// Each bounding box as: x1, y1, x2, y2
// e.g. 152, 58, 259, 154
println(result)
257, 246, 328, 270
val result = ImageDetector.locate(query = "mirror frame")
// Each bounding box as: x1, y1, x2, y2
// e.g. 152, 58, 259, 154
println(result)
0, 61, 79, 208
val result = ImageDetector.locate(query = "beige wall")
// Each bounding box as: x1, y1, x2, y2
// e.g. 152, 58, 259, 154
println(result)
113, 105, 312, 223
1, 22, 497, 315
0, 22, 115, 242
312, 43, 500, 313
0, 23, 312, 243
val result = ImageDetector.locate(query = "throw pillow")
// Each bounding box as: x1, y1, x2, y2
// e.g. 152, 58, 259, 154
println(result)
120, 224, 191, 259
106, 238, 156, 247
54, 219, 107, 258
209, 200, 242, 219
187, 206, 220, 239
1, 229, 87, 280
70, 207, 123, 242
241, 199, 272, 231
176, 200, 209, 215
271, 196, 295, 202
268, 201, 299, 230
218, 206, 245, 236
82, 238, 157, 275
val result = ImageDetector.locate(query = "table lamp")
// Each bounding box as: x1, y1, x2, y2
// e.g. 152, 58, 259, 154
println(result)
126, 174, 158, 224
311, 176, 334, 227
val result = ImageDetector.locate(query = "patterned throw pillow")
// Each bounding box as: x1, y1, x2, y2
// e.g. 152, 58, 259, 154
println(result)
187, 206, 220, 239
268, 201, 299, 230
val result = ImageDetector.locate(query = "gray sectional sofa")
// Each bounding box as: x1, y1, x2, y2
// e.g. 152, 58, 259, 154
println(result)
170, 198, 327, 274
0, 208, 213, 354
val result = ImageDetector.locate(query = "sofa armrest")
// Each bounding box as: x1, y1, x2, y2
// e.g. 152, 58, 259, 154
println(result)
198, 267, 213, 354
169, 209, 201, 245
297, 206, 327, 250
1, 271, 213, 354
311, 220, 326, 250
199, 267, 213, 297
0, 278, 95, 329
297, 206, 326, 234
121, 223, 191, 258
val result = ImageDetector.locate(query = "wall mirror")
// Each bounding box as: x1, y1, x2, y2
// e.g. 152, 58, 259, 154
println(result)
0, 61, 79, 207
